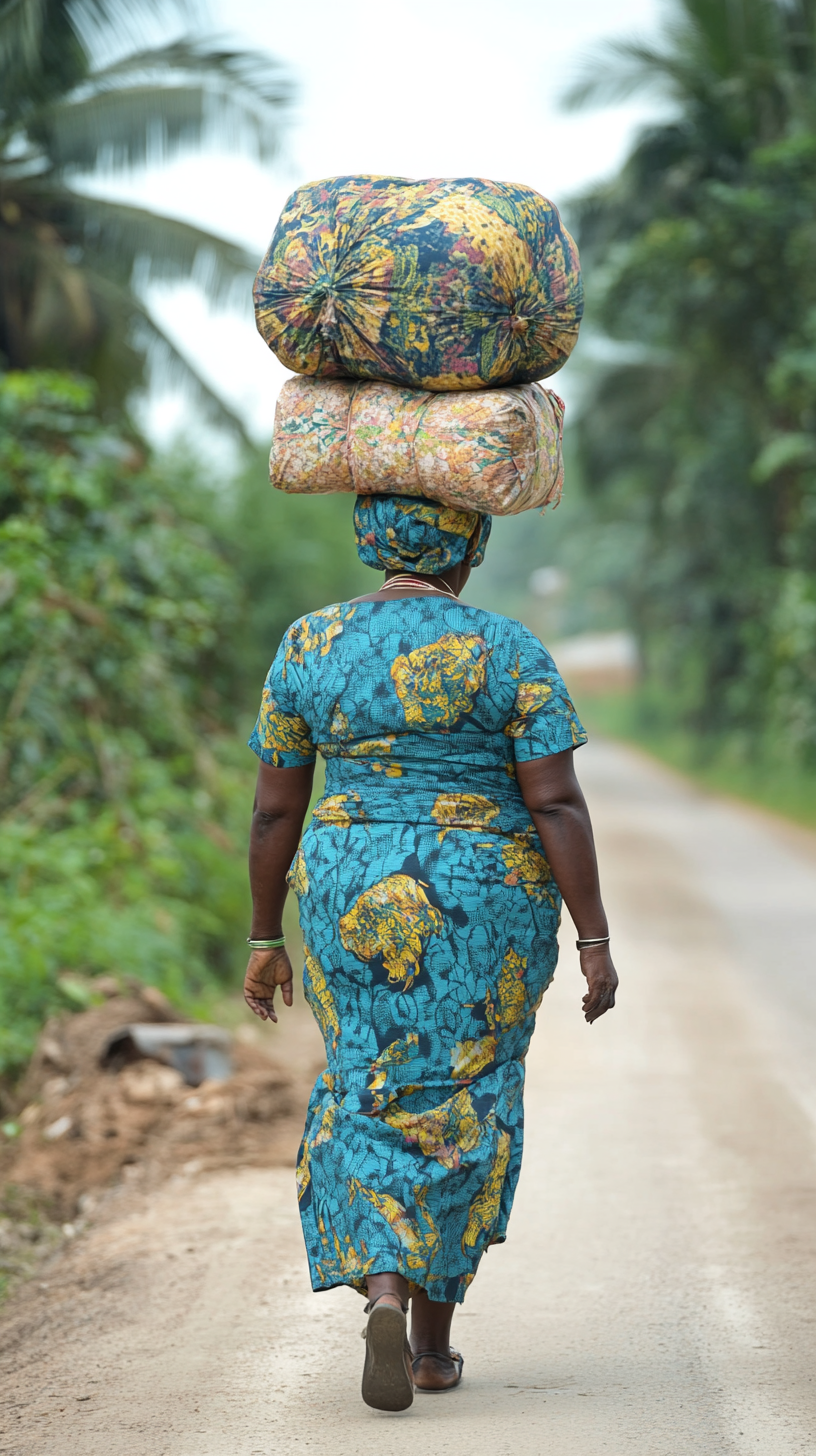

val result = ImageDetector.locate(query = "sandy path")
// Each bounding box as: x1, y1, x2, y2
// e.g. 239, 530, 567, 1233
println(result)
2, 740, 815, 1455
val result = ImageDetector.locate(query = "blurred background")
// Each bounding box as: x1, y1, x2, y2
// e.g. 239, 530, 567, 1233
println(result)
3, 0, 816, 1083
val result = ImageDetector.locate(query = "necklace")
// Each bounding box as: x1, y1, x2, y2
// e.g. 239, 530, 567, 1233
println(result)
379, 574, 457, 600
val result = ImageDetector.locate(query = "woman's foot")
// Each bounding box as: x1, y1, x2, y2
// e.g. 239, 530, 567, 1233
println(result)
408, 1287, 462, 1392
361, 1288, 414, 1412
411, 1347, 464, 1393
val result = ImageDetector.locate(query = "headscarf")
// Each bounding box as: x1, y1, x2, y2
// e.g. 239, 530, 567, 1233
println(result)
353, 494, 492, 575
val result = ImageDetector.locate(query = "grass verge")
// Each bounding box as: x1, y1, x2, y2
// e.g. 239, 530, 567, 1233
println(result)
577, 690, 816, 834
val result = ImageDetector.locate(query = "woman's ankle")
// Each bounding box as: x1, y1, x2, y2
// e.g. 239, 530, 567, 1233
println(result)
409, 1288, 454, 1352
366, 1271, 409, 1309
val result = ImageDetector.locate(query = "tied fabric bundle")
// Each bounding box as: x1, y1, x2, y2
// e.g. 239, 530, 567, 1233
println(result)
254, 175, 583, 393
269, 376, 565, 516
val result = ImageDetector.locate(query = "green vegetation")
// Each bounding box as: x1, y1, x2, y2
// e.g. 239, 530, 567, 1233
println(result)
0, 372, 365, 1077
579, 689, 816, 830
559, 0, 816, 770
0, 0, 291, 427
0, 371, 245, 1072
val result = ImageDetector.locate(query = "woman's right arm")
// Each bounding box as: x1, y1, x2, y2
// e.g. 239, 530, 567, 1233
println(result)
245, 759, 314, 1022
515, 748, 618, 1024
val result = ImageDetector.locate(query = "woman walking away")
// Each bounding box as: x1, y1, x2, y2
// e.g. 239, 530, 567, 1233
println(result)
244, 495, 618, 1412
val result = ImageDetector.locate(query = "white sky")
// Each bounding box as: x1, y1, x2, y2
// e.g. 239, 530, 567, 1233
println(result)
86, 0, 668, 446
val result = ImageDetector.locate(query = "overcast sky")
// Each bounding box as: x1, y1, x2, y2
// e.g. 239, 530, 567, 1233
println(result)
87, 0, 668, 444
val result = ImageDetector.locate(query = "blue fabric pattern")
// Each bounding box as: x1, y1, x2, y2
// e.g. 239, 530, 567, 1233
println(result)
353, 493, 492, 574
249, 599, 586, 1303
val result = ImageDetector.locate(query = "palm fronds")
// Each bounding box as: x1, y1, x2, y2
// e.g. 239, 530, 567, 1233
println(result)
0, 0, 293, 428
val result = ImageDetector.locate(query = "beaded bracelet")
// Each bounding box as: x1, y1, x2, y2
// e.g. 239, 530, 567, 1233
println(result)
247, 936, 286, 950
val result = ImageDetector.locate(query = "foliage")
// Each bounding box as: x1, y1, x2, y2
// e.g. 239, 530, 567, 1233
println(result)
579, 686, 816, 831
213, 454, 371, 704
0, 370, 253, 1074
564, 0, 816, 762
0, 0, 292, 427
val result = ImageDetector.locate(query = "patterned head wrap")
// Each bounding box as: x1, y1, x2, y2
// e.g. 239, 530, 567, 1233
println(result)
353, 494, 492, 575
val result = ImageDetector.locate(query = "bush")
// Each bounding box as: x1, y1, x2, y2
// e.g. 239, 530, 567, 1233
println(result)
0, 372, 250, 1074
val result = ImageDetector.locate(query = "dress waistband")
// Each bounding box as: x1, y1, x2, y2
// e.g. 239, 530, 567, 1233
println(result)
311, 756, 534, 836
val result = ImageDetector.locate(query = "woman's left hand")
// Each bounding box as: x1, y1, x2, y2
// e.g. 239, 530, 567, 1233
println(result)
579, 945, 618, 1024
244, 946, 294, 1022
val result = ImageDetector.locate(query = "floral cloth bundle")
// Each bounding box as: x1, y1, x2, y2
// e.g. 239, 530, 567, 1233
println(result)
254, 175, 582, 392
269, 376, 565, 516
256, 175, 581, 519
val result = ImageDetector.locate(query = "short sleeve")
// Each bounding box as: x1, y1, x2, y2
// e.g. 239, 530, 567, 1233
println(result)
248, 634, 316, 768
505, 627, 587, 761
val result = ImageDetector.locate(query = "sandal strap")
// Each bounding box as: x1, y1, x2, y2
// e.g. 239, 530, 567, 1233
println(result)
411, 1347, 463, 1369
363, 1293, 409, 1315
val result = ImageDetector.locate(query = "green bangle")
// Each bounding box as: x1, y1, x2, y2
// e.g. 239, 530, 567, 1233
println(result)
246, 936, 286, 949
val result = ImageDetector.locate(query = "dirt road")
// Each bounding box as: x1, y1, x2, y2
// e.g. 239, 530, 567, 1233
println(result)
2, 740, 815, 1455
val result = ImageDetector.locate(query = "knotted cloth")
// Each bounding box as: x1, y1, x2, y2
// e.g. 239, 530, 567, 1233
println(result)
353, 494, 492, 575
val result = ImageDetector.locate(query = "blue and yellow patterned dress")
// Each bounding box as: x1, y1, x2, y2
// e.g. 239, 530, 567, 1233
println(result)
249, 598, 586, 1304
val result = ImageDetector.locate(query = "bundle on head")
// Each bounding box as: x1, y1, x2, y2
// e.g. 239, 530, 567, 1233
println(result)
254, 175, 583, 393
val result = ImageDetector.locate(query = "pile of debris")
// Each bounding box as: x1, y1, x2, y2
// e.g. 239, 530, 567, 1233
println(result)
0, 986, 305, 1221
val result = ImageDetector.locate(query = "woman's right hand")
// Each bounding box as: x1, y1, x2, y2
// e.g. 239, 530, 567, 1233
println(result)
244, 946, 294, 1022
579, 945, 618, 1024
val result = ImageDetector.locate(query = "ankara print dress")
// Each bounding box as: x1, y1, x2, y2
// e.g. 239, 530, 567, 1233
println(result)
249, 599, 586, 1304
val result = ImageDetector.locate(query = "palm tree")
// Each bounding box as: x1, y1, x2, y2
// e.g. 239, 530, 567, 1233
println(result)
562, 0, 816, 257
558, 0, 816, 751
0, 0, 293, 428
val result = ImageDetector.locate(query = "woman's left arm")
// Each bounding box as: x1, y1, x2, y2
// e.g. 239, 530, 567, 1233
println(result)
245, 760, 315, 1022
515, 748, 618, 1024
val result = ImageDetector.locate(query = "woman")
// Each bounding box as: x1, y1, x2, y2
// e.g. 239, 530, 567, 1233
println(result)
244, 495, 618, 1413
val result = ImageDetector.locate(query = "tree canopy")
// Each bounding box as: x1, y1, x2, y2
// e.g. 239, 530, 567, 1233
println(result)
0, 0, 292, 426
565, 0, 816, 760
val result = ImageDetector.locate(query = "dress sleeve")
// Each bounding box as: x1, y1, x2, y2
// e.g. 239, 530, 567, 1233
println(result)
248, 633, 316, 768
505, 626, 587, 761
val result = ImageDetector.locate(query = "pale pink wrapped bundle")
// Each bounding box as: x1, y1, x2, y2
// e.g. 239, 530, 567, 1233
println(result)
269, 376, 565, 516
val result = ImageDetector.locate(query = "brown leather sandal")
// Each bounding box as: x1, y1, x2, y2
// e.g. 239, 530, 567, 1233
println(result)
411, 1347, 464, 1393
361, 1294, 414, 1412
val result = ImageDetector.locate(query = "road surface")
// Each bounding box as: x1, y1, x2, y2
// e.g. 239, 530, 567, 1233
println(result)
2, 740, 815, 1454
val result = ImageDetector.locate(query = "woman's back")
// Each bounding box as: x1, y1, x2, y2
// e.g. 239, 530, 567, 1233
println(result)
250, 598, 586, 836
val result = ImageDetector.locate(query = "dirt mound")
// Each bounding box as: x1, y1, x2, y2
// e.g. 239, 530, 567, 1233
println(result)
0, 989, 303, 1220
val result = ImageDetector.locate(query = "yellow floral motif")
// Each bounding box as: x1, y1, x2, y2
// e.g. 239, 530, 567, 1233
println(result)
504, 681, 554, 737
391, 499, 476, 540
501, 837, 557, 907
316, 1227, 378, 1287
339, 874, 444, 990
450, 1033, 497, 1082
329, 703, 350, 738
383, 1088, 481, 1170
296, 1101, 337, 1203
256, 686, 313, 763
283, 604, 355, 674
312, 792, 365, 826
286, 846, 309, 898
367, 1033, 420, 1092
348, 1179, 441, 1267
303, 942, 340, 1051
431, 792, 500, 838
347, 737, 397, 756
462, 1130, 511, 1253
497, 947, 527, 1031
391, 633, 489, 728
311, 1102, 336, 1147
371, 761, 403, 778
296, 1140, 311, 1201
